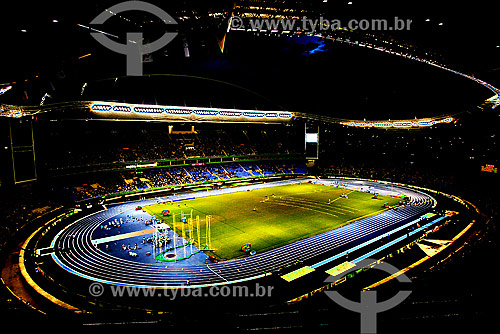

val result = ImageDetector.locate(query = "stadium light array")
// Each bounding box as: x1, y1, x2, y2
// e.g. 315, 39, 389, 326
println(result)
340, 117, 454, 129
88, 101, 293, 123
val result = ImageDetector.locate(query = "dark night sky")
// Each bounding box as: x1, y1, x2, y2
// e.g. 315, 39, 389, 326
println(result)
1, 0, 499, 121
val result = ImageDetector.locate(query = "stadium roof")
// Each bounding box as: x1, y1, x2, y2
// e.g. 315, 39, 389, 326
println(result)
1, 0, 499, 121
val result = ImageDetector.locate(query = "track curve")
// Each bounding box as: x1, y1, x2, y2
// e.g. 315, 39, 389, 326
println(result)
50, 179, 435, 288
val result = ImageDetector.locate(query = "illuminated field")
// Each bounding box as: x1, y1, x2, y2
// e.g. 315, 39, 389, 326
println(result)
143, 183, 401, 260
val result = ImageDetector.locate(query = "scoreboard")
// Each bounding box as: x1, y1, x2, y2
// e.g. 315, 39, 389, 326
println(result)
305, 123, 319, 160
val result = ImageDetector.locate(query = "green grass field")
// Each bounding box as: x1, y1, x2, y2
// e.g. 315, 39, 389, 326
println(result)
143, 183, 401, 260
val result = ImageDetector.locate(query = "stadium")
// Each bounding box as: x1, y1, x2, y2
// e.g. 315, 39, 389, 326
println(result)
0, 1, 497, 333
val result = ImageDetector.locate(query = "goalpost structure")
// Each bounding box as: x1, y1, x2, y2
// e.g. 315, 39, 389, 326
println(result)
205, 215, 212, 250
170, 211, 212, 259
